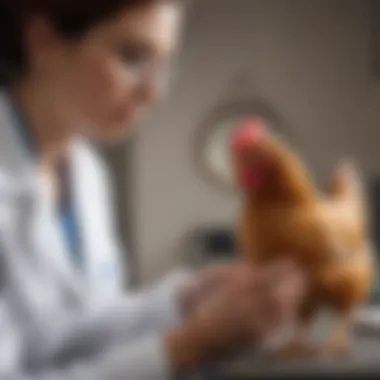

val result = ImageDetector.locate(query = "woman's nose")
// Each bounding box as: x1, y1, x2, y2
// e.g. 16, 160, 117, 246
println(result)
136, 76, 162, 105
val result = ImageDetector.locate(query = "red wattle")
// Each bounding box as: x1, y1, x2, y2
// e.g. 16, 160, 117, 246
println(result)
230, 118, 267, 154
238, 171, 262, 190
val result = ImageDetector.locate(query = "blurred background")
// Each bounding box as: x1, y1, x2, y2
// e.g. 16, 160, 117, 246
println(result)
102, 0, 380, 288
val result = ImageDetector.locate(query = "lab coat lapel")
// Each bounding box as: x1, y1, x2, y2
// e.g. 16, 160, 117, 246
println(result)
0, 91, 122, 297
0, 92, 34, 173
70, 141, 123, 294
70, 141, 106, 289
0, 92, 85, 296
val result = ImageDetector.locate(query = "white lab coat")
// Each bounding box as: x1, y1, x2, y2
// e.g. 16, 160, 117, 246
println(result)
0, 92, 191, 379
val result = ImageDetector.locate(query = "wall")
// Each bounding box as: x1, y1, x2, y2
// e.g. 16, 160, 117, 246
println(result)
133, 0, 379, 284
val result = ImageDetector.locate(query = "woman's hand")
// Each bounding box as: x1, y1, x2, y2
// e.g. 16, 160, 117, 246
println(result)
166, 260, 306, 376
180, 259, 305, 318
179, 261, 252, 316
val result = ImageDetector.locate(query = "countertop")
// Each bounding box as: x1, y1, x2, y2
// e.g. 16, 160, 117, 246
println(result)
212, 338, 380, 379
210, 312, 380, 379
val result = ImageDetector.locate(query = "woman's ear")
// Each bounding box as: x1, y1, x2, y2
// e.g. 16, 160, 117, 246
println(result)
24, 15, 61, 73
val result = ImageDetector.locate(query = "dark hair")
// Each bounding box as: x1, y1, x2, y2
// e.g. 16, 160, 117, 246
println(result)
0, 0, 182, 85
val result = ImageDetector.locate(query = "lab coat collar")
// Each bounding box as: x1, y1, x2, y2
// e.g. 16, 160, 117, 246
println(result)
0, 92, 37, 178
0, 91, 123, 294
0, 92, 87, 286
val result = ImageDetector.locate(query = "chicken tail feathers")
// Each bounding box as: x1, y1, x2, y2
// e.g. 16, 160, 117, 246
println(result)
325, 157, 368, 232
326, 157, 365, 201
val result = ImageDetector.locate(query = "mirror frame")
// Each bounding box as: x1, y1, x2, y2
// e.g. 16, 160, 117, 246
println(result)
194, 97, 289, 194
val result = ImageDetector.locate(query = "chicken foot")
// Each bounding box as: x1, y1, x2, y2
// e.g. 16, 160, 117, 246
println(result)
275, 300, 317, 359
317, 310, 352, 359
276, 320, 316, 359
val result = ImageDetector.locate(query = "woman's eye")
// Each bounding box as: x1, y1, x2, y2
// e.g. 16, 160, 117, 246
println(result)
120, 44, 150, 68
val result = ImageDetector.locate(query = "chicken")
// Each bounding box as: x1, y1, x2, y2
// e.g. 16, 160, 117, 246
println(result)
229, 118, 375, 359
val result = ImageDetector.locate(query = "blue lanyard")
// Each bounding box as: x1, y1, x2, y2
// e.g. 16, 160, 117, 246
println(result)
57, 160, 84, 271
8, 95, 84, 271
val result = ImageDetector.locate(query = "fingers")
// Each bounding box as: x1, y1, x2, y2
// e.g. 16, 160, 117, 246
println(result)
195, 260, 252, 293
259, 259, 307, 295
197, 258, 303, 295
262, 258, 305, 280
192, 259, 306, 340
205, 261, 254, 286
248, 260, 307, 336
274, 271, 306, 300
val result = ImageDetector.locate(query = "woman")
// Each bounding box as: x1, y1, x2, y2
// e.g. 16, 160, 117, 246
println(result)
0, 0, 306, 379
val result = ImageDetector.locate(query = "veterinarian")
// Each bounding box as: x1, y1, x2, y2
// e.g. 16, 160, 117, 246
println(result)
0, 0, 306, 379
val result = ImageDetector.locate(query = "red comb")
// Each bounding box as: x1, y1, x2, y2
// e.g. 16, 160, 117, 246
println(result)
230, 118, 267, 153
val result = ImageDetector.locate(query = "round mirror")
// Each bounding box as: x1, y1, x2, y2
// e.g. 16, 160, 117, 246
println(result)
194, 99, 286, 193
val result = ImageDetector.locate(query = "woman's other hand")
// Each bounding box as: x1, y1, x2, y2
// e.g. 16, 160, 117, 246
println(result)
167, 260, 307, 375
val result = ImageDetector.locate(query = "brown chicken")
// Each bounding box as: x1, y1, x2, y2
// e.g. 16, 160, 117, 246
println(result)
229, 118, 375, 359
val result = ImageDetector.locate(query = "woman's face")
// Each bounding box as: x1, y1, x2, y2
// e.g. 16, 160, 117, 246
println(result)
27, 2, 183, 141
